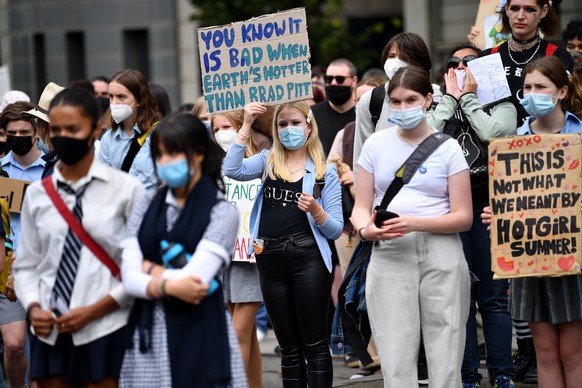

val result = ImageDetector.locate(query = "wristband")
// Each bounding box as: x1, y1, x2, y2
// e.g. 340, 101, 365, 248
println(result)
146, 262, 156, 275
358, 227, 367, 241
313, 209, 325, 220
159, 279, 168, 298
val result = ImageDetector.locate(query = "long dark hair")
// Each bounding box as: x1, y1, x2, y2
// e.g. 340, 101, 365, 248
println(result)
49, 88, 100, 129
151, 112, 225, 192
499, 0, 561, 36
381, 32, 432, 73
108, 69, 161, 131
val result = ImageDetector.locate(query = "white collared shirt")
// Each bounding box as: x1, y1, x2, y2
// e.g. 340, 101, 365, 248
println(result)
13, 159, 145, 346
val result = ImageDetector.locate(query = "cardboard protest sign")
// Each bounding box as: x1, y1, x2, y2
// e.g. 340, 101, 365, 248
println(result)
224, 176, 262, 262
467, 53, 511, 105
0, 177, 31, 213
473, 0, 511, 49
197, 8, 312, 114
489, 134, 582, 278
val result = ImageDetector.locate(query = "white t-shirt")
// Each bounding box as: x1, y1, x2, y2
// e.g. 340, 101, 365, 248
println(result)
358, 126, 468, 218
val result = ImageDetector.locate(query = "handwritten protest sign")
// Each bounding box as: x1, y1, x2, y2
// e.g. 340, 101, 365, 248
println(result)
473, 0, 511, 49
0, 177, 31, 213
197, 8, 312, 114
224, 176, 262, 262
489, 134, 582, 278
468, 53, 511, 105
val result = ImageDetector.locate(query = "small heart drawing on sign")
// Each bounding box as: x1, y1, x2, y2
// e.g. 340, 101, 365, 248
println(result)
528, 260, 534, 266
497, 257, 515, 271
514, 169, 517, 173
491, 148, 498, 157
558, 256, 575, 271
519, 212, 525, 218
489, 159, 495, 167
574, 185, 578, 190
552, 209, 558, 214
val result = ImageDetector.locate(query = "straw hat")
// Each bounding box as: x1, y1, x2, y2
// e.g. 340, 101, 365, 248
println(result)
23, 82, 65, 123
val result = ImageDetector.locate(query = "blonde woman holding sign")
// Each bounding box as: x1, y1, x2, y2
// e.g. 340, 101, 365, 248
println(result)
224, 101, 343, 388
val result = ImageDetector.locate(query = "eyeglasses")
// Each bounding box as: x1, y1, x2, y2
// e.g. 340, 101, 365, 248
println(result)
324, 75, 350, 84
446, 55, 478, 69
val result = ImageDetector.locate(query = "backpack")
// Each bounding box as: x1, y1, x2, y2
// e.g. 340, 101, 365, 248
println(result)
0, 198, 13, 294
369, 84, 385, 127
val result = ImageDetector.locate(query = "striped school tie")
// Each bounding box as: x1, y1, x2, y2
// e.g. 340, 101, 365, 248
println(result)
50, 180, 91, 312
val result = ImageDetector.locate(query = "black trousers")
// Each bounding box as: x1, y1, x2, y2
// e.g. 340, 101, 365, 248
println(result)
256, 233, 333, 388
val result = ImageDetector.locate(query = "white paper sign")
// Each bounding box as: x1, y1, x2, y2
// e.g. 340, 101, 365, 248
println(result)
468, 53, 511, 105
224, 176, 262, 262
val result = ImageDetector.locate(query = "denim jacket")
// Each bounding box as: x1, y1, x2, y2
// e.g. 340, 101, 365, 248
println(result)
223, 142, 343, 272
331, 242, 371, 356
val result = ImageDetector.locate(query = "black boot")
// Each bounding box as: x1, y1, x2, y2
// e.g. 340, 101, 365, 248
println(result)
513, 338, 537, 382
523, 365, 538, 384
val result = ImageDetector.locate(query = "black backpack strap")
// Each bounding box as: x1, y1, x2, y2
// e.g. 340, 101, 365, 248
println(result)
378, 132, 450, 210
120, 121, 159, 172
369, 85, 385, 127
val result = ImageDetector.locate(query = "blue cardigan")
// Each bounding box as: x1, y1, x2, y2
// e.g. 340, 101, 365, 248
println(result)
223, 143, 343, 272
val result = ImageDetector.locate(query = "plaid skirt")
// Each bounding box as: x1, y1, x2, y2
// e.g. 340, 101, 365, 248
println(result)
510, 274, 582, 324
120, 301, 247, 388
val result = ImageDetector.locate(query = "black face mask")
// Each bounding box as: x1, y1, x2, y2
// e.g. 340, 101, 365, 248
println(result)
325, 85, 353, 106
51, 134, 94, 165
6, 135, 34, 156
0, 141, 8, 155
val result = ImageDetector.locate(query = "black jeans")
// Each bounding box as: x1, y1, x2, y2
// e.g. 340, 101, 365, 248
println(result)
256, 233, 333, 388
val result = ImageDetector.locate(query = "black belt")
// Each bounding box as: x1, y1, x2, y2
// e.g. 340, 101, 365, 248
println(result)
260, 233, 316, 251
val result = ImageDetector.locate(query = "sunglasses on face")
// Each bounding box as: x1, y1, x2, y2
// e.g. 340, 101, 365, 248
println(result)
446, 55, 478, 69
324, 75, 349, 84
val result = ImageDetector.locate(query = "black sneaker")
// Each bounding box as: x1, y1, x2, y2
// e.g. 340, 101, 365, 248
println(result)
523, 366, 537, 384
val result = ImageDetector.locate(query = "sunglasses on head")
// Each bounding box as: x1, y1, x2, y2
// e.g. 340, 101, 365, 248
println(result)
324, 75, 349, 84
446, 55, 478, 69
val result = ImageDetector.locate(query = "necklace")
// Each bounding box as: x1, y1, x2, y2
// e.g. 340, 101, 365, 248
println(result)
507, 40, 541, 66
513, 34, 539, 45
287, 162, 305, 174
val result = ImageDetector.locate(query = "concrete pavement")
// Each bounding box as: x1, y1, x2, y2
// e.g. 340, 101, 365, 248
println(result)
258, 330, 538, 387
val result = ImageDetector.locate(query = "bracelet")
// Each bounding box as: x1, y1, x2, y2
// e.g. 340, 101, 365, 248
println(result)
146, 262, 156, 275
313, 209, 325, 220
159, 279, 168, 298
358, 227, 367, 241
150, 277, 161, 299
237, 132, 250, 140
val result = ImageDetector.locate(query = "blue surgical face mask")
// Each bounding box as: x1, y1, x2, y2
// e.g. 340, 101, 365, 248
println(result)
519, 93, 557, 117
156, 158, 191, 188
278, 125, 307, 150
388, 104, 426, 130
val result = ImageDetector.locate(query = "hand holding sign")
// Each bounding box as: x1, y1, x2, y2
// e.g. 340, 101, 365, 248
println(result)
467, 53, 511, 105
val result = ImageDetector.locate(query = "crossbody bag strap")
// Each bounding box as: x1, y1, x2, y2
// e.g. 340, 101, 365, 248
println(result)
378, 132, 451, 210
42, 177, 121, 280
120, 121, 160, 172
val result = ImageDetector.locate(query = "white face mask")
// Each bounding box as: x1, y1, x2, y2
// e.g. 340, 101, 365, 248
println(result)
110, 103, 135, 124
454, 69, 466, 92
384, 58, 409, 80
214, 129, 237, 152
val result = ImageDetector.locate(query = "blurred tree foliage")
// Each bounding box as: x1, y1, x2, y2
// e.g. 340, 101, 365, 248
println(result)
190, 0, 384, 71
